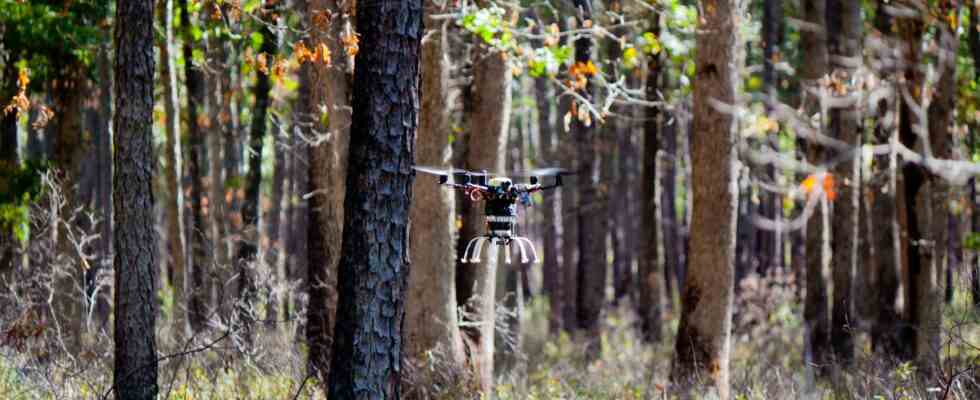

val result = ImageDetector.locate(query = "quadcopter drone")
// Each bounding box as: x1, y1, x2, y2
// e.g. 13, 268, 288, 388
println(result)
413, 166, 568, 264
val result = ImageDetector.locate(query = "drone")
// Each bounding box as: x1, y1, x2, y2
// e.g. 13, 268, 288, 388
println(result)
413, 166, 568, 264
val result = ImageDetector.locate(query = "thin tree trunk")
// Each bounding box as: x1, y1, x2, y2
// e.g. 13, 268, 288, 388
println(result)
572, 0, 607, 344
180, 0, 210, 332
112, 0, 159, 395
760, 0, 783, 275
606, 0, 630, 305
670, 1, 739, 397
533, 34, 562, 333
306, 0, 352, 384
638, 8, 663, 343
159, 0, 188, 340
404, 6, 465, 386
265, 121, 285, 326
800, 0, 831, 376
870, 2, 901, 356
662, 114, 678, 309
967, 0, 980, 312
827, 0, 861, 365
326, 0, 420, 395
51, 65, 86, 355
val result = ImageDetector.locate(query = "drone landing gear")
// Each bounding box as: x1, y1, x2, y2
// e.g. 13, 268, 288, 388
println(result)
460, 236, 538, 264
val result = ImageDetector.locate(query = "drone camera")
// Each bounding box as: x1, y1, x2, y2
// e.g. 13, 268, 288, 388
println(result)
530, 176, 539, 185
438, 175, 448, 184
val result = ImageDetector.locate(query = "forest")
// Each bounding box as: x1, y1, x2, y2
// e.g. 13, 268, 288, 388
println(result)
1, 0, 980, 398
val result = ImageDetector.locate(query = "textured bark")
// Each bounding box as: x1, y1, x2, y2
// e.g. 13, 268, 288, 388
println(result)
800, 0, 831, 374
112, 0, 159, 396
206, 4, 229, 323
235, 0, 278, 344
180, 0, 210, 332
870, 3, 901, 355
159, 0, 188, 340
404, 5, 465, 383
572, 0, 607, 342
305, 0, 352, 385
827, 0, 861, 365
638, 9, 663, 343
326, 0, 420, 396
455, 42, 510, 392
670, 1, 738, 397
662, 117, 679, 308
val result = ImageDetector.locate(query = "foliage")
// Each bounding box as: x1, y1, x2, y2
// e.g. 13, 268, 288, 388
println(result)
0, 159, 47, 242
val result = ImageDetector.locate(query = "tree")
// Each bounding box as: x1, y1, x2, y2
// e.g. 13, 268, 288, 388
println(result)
670, 0, 739, 397
158, 0, 188, 340
235, 0, 279, 344
326, 0, 421, 396
571, 0, 608, 342
870, 0, 902, 358
826, 0, 861, 365
179, 0, 210, 332
305, 0, 352, 384
971, 0, 980, 311
455, 2, 511, 391
404, 0, 465, 382
638, 8, 664, 343
112, 0, 158, 396
800, 0, 831, 374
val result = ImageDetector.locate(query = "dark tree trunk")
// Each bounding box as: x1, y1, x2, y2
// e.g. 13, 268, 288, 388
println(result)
180, 0, 210, 332
266, 122, 285, 326
326, 0, 421, 396
662, 115, 679, 308
606, 0, 631, 306
235, 0, 278, 343
533, 48, 562, 333
800, 0, 831, 375
968, 0, 980, 311
670, 0, 739, 396
571, 0, 607, 342
638, 8, 663, 343
827, 0, 861, 365
0, 66, 19, 276
870, 3, 901, 356
112, 0, 159, 396
760, 0, 784, 275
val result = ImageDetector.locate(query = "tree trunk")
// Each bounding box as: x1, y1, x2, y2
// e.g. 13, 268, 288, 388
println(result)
662, 115, 679, 309
51, 65, 86, 355
827, 0, 861, 365
760, 0, 783, 275
265, 121, 285, 326
913, 0, 956, 372
180, 0, 210, 332
533, 35, 562, 333
605, 0, 630, 306
670, 1, 739, 397
638, 9, 663, 344
571, 0, 607, 344
305, 0, 352, 385
455, 39, 510, 393
870, 2, 901, 356
404, 5, 465, 386
159, 0, 188, 340
967, 0, 980, 312
235, 0, 278, 344
800, 0, 831, 375
326, 0, 420, 395
0, 64, 19, 279
112, 0, 159, 395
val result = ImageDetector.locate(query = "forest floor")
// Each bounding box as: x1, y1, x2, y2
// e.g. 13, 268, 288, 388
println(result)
1, 273, 979, 399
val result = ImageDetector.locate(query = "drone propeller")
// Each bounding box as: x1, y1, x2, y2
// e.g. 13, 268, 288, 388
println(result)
507, 167, 573, 177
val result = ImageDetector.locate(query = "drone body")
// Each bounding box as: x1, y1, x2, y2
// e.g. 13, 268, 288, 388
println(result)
413, 166, 566, 264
